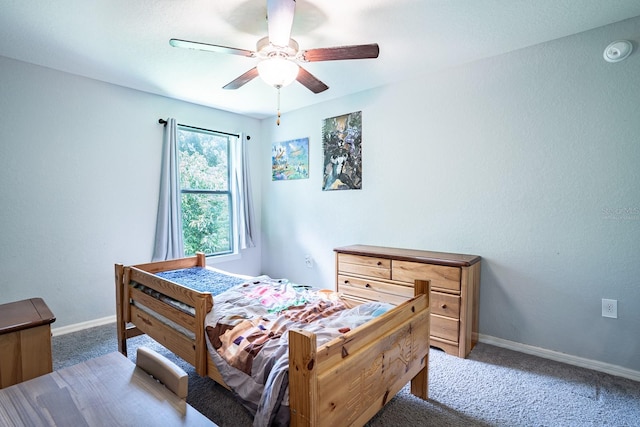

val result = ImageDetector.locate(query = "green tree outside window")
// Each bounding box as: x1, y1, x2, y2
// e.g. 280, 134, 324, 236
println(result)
177, 126, 234, 256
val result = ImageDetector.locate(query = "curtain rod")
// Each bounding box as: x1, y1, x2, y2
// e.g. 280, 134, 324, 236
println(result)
158, 118, 244, 139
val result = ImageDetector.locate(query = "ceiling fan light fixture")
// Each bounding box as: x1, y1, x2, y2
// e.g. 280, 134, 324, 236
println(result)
257, 56, 299, 88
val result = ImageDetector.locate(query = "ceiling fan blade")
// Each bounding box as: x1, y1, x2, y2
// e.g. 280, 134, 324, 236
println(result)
170, 38, 255, 57
301, 43, 380, 62
267, 0, 296, 47
296, 67, 329, 94
223, 67, 260, 90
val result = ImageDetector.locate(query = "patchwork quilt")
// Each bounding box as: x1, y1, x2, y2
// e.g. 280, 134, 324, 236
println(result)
204, 278, 392, 427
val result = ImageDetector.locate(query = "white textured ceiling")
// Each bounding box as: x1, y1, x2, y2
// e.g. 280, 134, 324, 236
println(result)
1, 0, 639, 119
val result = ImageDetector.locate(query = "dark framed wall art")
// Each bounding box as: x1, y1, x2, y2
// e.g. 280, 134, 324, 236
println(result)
322, 111, 362, 191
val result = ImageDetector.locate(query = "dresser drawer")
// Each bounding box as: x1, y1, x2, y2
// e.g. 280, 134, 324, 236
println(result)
431, 314, 459, 343
338, 275, 414, 299
392, 260, 461, 292
431, 292, 460, 319
337, 254, 391, 280
338, 281, 411, 306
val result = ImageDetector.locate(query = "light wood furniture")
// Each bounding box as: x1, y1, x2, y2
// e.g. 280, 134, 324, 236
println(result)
335, 244, 481, 358
0, 298, 56, 388
0, 352, 216, 426
137, 346, 189, 399
115, 253, 430, 426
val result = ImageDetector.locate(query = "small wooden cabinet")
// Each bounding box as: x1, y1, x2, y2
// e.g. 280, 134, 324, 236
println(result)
0, 298, 56, 388
335, 245, 481, 358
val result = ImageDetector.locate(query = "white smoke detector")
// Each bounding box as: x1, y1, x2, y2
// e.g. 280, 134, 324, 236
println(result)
603, 40, 633, 63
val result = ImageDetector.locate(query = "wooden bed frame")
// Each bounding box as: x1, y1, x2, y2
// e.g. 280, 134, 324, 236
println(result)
115, 253, 430, 426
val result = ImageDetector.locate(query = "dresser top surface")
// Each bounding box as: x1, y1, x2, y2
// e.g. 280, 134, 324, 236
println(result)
0, 298, 56, 335
334, 245, 481, 267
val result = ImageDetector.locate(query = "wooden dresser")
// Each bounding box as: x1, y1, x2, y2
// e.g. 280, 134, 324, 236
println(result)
335, 245, 481, 358
0, 298, 56, 388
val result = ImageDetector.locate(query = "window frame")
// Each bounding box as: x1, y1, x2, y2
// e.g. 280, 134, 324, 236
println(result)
176, 125, 238, 258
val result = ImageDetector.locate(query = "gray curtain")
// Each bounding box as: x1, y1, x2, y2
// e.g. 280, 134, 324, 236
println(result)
236, 134, 255, 249
152, 118, 185, 261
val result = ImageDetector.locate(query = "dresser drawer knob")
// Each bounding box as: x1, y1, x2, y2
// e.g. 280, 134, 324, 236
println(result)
376, 261, 382, 266
343, 280, 350, 284
365, 283, 371, 288
441, 304, 447, 309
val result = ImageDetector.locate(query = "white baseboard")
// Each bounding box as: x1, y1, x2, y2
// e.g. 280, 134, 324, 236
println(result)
51, 315, 116, 337
479, 334, 640, 382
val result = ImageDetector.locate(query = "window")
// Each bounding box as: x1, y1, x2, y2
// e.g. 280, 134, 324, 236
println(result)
177, 126, 236, 257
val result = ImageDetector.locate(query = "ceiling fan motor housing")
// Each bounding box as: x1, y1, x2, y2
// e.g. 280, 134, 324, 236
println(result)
257, 36, 299, 59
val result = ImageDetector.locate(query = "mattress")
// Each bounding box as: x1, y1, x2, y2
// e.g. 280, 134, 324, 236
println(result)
132, 266, 251, 315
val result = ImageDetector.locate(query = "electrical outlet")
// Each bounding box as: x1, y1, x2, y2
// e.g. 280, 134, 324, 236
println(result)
304, 255, 313, 269
602, 299, 618, 318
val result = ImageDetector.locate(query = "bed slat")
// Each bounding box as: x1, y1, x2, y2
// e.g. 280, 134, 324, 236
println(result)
129, 287, 197, 332
130, 305, 196, 368
129, 267, 212, 311
131, 253, 205, 273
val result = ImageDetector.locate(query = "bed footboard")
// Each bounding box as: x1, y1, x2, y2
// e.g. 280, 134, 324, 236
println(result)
289, 280, 430, 426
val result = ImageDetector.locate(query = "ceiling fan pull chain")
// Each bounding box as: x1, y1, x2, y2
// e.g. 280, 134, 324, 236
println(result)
276, 86, 281, 126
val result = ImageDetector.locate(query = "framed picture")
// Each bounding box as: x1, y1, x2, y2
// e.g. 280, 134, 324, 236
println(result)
322, 111, 362, 190
272, 137, 309, 180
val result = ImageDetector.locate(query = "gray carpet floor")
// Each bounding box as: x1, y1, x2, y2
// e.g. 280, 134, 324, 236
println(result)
52, 323, 640, 426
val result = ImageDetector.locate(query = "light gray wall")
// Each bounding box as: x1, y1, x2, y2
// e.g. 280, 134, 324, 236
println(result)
1, 16, 637, 373
0, 56, 263, 328
260, 17, 640, 371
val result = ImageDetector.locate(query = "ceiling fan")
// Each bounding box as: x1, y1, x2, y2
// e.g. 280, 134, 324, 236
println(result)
169, 0, 380, 94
